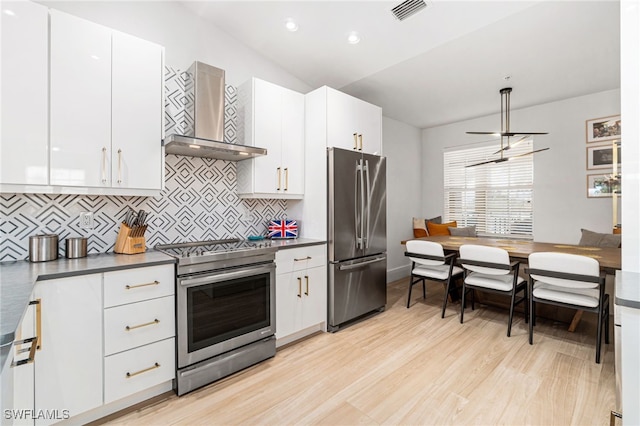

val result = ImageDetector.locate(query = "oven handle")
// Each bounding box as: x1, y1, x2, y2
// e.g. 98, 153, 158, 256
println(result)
178, 263, 275, 288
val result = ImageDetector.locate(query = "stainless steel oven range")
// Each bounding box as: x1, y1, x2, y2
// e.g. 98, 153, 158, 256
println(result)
156, 239, 277, 396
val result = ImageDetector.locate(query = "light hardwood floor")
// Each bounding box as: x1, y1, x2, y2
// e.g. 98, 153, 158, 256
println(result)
101, 277, 615, 425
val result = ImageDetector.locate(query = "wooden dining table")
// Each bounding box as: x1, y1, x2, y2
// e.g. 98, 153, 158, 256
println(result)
402, 235, 621, 271
401, 235, 622, 331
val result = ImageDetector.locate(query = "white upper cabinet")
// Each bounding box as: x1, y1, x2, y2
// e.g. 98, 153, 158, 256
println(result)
50, 9, 112, 188
237, 78, 304, 199
0, 1, 49, 185
112, 31, 163, 190
0, 5, 164, 195
326, 87, 382, 155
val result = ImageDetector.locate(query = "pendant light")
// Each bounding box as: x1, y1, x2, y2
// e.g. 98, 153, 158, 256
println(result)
465, 87, 549, 168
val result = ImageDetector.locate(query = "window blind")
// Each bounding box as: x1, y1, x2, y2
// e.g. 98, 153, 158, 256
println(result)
443, 139, 534, 238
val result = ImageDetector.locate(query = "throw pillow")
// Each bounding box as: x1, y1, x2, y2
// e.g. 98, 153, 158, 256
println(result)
449, 225, 476, 237
427, 216, 442, 224
578, 228, 621, 248
413, 217, 428, 238
427, 221, 457, 236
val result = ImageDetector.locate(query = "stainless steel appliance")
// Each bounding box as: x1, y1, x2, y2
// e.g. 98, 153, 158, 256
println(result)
156, 239, 277, 396
163, 62, 267, 161
327, 147, 387, 331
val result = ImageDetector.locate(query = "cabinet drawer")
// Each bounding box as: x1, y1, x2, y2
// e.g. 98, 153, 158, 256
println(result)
276, 244, 326, 273
104, 296, 174, 356
104, 264, 174, 307
104, 337, 175, 404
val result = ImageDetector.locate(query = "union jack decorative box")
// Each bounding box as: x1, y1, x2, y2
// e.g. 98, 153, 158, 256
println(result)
267, 219, 299, 239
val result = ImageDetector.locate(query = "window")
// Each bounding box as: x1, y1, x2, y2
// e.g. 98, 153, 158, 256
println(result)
443, 139, 534, 239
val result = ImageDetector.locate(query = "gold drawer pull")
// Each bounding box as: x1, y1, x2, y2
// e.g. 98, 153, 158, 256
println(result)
125, 280, 159, 290
294, 256, 311, 262
126, 362, 160, 378
305, 275, 309, 296
126, 319, 159, 331
297, 277, 302, 298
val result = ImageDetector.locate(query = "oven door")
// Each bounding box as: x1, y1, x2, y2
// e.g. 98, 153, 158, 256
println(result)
177, 262, 275, 369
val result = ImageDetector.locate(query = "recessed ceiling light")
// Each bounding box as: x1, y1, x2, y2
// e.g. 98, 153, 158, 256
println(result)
3, 9, 15, 16
285, 18, 298, 32
347, 31, 360, 44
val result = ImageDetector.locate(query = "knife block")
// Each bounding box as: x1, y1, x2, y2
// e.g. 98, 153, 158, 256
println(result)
114, 223, 146, 254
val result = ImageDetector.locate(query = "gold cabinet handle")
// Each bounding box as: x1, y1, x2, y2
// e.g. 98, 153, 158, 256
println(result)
353, 133, 358, 150
101, 147, 108, 183
34, 299, 41, 350
117, 149, 122, 184
305, 275, 309, 296
284, 167, 289, 191
125, 280, 160, 290
126, 362, 160, 378
125, 319, 159, 331
294, 256, 311, 262
358, 134, 363, 151
297, 277, 302, 298
277, 167, 281, 190
11, 336, 38, 367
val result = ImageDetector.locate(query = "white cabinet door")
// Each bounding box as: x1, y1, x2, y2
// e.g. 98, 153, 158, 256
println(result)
280, 88, 305, 196
34, 274, 103, 425
50, 10, 112, 188
326, 88, 360, 152
300, 265, 327, 330
356, 100, 382, 155
112, 31, 163, 190
253, 79, 283, 194
275, 272, 302, 340
11, 299, 37, 426
0, 1, 48, 185
238, 78, 304, 199
326, 87, 382, 155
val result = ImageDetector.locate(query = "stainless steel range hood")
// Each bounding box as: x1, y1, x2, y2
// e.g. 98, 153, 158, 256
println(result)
163, 62, 266, 161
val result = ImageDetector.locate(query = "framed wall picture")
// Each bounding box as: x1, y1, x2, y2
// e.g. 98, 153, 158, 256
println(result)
587, 143, 621, 170
587, 172, 620, 198
586, 115, 621, 143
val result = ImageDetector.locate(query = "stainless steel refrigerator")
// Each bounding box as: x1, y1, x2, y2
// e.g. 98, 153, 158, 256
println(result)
327, 147, 387, 331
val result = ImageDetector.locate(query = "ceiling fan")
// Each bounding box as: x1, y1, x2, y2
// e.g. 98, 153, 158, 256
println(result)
465, 87, 549, 168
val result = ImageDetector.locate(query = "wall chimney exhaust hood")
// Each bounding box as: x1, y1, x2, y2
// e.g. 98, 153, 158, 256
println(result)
163, 62, 267, 161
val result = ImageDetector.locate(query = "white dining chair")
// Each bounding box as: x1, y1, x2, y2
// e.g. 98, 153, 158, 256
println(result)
458, 244, 528, 337
528, 252, 610, 363
404, 240, 464, 316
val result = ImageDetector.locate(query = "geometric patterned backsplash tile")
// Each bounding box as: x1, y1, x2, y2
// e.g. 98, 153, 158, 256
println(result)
0, 67, 287, 261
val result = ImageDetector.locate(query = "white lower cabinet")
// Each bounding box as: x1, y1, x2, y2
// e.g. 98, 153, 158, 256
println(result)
103, 264, 175, 405
34, 274, 103, 426
104, 338, 174, 404
275, 245, 327, 346
19, 263, 175, 425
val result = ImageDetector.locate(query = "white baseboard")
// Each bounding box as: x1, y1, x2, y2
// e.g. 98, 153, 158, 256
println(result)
387, 264, 410, 283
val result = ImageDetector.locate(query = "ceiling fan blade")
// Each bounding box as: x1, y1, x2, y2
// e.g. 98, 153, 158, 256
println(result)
465, 147, 549, 168
467, 131, 548, 136
492, 136, 529, 155
465, 158, 509, 168
507, 147, 550, 159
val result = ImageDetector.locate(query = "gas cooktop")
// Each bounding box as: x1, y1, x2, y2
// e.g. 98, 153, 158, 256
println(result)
155, 238, 276, 267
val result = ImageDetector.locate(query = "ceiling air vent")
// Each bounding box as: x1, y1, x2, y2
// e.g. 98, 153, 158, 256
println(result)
391, 0, 428, 21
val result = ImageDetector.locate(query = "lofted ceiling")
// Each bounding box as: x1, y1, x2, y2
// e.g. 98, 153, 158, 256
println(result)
180, 1, 620, 129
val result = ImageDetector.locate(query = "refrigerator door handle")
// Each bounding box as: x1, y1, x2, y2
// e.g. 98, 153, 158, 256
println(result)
354, 160, 362, 249
364, 159, 371, 249
355, 159, 365, 250
338, 256, 386, 271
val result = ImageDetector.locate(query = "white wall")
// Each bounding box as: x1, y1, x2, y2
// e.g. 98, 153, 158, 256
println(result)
621, 0, 640, 271
383, 117, 422, 282
421, 89, 621, 244
40, 1, 312, 92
